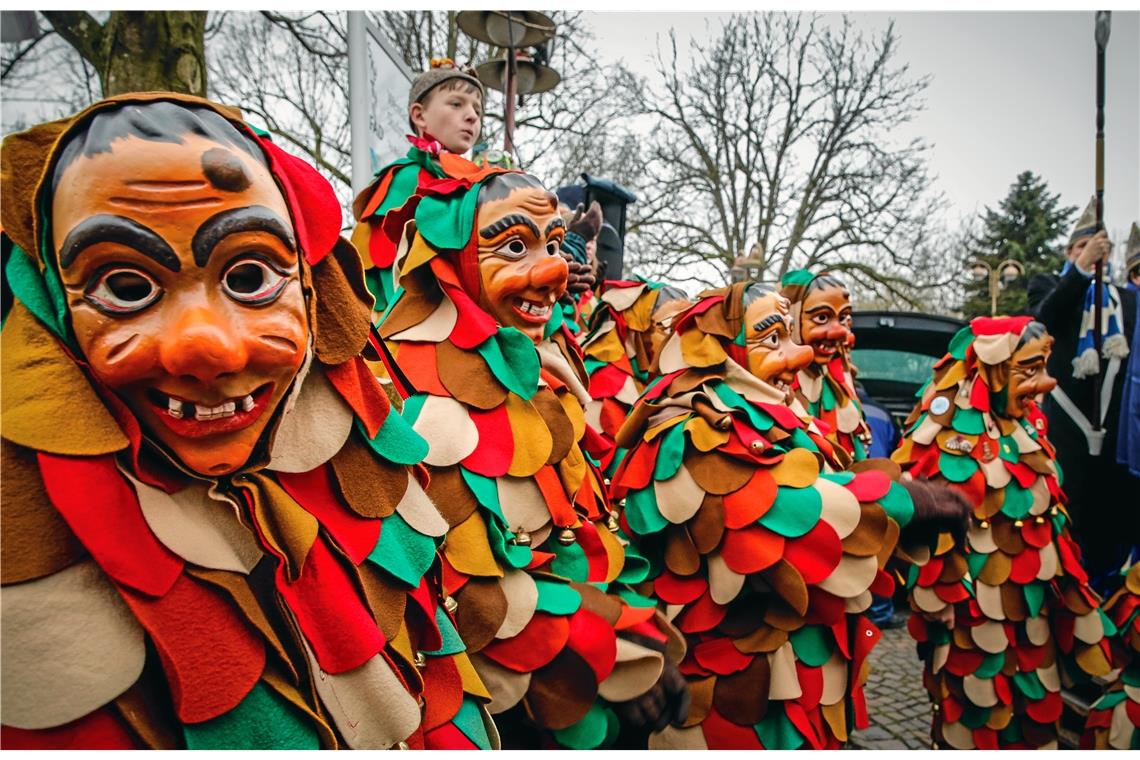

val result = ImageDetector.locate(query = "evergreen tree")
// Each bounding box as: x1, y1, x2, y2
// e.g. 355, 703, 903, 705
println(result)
961, 171, 1076, 319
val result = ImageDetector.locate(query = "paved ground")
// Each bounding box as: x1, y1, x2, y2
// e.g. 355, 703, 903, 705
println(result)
849, 617, 935, 750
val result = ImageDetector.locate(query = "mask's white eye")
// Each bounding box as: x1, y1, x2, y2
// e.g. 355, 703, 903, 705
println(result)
494, 238, 528, 259
546, 240, 561, 256
85, 267, 162, 314
222, 257, 290, 304
761, 332, 780, 348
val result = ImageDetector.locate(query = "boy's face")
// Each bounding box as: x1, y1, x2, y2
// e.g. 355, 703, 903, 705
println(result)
51, 131, 310, 477
411, 82, 482, 154
475, 184, 568, 343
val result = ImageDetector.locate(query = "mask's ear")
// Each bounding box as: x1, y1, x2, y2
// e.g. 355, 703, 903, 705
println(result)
308, 237, 375, 365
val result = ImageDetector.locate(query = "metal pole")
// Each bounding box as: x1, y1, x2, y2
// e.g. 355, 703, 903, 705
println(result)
1092, 10, 1111, 432
503, 12, 518, 155
991, 269, 999, 317
347, 11, 371, 195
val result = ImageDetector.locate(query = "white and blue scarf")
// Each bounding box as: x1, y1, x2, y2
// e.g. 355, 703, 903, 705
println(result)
1062, 260, 1130, 378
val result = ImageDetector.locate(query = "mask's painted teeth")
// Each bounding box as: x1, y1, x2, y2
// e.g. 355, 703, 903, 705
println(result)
516, 298, 551, 317
160, 392, 256, 420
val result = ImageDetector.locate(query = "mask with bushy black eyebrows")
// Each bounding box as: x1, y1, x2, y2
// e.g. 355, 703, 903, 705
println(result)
48, 102, 310, 477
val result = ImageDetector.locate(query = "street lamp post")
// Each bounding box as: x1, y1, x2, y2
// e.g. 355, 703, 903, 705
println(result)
969, 258, 1025, 316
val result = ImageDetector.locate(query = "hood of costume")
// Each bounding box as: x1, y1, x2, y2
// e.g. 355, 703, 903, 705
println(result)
0, 93, 493, 750
579, 277, 686, 474
350, 135, 509, 317
780, 269, 871, 461
892, 316, 1114, 750
373, 169, 682, 749
610, 282, 917, 749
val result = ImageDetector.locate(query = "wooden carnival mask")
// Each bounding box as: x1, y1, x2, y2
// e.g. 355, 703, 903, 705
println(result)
742, 288, 813, 397
50, 107, 310, 477
475, 173, 568, 342
1004, 327, 1056, 419
798, 277, 853, 365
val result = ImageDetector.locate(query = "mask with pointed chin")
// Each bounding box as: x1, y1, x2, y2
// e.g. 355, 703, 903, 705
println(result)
52, 129, 310, 477
1005, 332, 1057, 418
799, 283, 853, 365
475, 178, 568, 343
743, 292, 814, 399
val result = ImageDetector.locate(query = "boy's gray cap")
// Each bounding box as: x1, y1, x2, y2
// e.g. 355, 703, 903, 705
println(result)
408, 58, 484, 109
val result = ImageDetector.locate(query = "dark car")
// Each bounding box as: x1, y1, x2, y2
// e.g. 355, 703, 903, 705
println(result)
850, 310, 966, 427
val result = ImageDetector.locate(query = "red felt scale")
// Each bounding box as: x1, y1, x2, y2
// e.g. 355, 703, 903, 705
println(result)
118, 572, 265, 723
479, 613, 570, 673
278, 466, 381, 565
461, 404, 513, 476
324, 357, 391, 438
37, 452, 183, 597
722, 469, 777, 529
720, 525, 785, 575
564, 608, 618, 684
784, 521, 842, 584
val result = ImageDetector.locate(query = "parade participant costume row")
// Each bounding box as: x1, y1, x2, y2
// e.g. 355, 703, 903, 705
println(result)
893, 316, 1114, 749
1, 95, 493, 750
609, 282, 963, 750
579, 278, 689, 475
780, 269, 872, 463
370, 168, 687, 749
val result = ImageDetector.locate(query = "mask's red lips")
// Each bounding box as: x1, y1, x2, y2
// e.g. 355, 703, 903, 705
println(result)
145, 383, 274, 438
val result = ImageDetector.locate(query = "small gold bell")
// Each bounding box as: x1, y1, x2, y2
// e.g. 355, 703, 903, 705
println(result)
1034, 516, 1045, 524
979, 520, 990, 529
1014, 519, 1023, 528
413, 651, 426, 669
750, 440, 764, 451
606, 513, 620, 533
604, 478, 612, 486
396, 741, 411, 750
1050, 506, 1059, 516
558, 528, 577, 545
512, 530, 532, 547
443, 595, 458, 614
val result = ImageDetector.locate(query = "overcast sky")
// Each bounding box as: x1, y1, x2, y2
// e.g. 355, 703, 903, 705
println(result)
587, 10, 1140, 245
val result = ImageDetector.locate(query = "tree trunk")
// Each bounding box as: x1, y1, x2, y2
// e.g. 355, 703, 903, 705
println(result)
42, 11, 208, 97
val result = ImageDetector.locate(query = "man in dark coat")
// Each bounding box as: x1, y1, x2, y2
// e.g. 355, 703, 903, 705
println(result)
1028, 199, 1138, 591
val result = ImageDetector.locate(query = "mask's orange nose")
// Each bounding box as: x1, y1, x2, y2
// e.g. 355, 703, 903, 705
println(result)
529, 254, 568, 294
159, 306, 249, 383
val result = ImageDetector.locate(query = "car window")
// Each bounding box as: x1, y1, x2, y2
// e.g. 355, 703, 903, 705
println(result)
850, 348, 937, 385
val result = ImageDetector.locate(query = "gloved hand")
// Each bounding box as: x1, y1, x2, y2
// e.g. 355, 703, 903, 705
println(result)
899, 476, 972, 547
568, 201, 603, 243
565, 258, 595, 296
610, 632, 691, 732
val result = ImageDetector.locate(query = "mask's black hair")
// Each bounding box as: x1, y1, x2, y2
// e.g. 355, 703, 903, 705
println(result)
742, 281, 777, 308
477, 172, 548, 205
51, 101, 266, 192
806, 272, 848, 294
1016, 320, 1048, 349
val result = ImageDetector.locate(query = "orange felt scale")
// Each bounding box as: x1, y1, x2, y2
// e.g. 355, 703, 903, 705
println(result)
720, 525, 785, 574
722, 469, 778, 529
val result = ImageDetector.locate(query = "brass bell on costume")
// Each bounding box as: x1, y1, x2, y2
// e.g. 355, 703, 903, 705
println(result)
443, 595, 458, 613
606, 513, 620, 533
511, 530, 532, 546
558, 528, 577, 545
413, 651, 426, 669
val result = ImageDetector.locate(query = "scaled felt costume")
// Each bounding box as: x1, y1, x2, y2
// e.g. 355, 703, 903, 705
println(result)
781, 269, 872, 462
351, 135, 507, 318
893, 316, 1113, 750
0, 94, 493, 750
374, 172, 680, 749
611, 282, 918, 750
580, 278, 685, 475
1082, 560, 1140, 749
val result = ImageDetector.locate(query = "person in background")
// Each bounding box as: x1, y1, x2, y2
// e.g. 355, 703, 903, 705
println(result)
1027, 198, 1137, 594
351, 58, 496, 320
